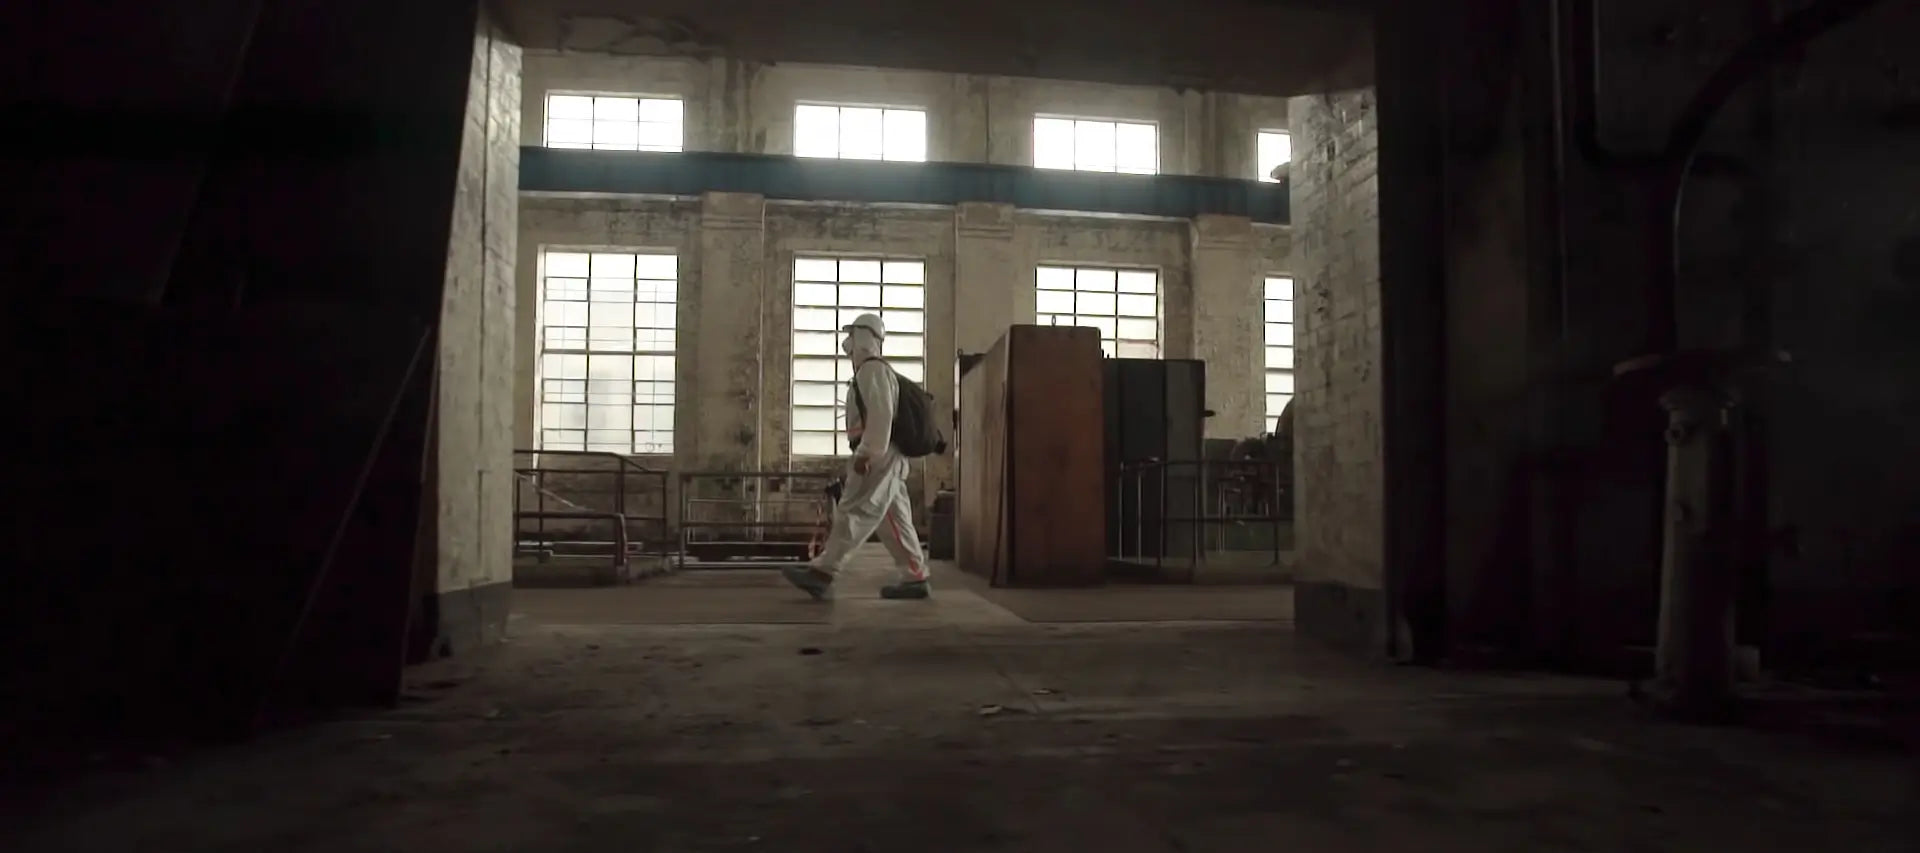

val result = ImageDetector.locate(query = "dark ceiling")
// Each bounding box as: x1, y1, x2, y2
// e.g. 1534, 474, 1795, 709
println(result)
491, 0, 1375, 96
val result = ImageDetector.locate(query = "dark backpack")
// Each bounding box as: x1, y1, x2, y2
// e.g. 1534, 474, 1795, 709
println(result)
849, 359, 948, 458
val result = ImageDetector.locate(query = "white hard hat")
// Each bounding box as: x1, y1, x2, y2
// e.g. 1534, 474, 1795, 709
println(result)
843, 312, 886, 339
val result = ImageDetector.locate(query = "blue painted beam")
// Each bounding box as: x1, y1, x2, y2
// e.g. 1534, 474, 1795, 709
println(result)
519, 147, 1289, 225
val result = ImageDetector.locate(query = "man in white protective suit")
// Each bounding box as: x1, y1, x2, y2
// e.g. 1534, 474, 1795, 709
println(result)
782, 313, 932, 601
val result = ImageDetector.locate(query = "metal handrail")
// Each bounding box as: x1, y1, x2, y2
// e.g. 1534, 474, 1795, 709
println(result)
677, 470, 840, 570
513, 449, 670, 560
1113, 458, 1291, 570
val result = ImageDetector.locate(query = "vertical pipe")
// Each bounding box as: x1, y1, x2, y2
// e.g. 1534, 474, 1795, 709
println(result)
536, 468, 548, 557
1650, 383, 1739, 721
1272, 462, 1283, 567
677, 473, 689, 571
1193, 462, 1204, 567
1155, 465, 1166, 571
1121, 470, 1136, 557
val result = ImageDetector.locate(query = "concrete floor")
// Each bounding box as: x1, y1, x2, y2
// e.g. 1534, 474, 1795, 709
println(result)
8, 548, 1915, 852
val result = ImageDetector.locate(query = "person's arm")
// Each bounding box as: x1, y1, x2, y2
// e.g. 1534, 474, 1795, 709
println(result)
853, 359, 898, 463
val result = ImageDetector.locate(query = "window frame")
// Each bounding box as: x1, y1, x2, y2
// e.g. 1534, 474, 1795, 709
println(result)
542, 91, 686, 153
1262, 274, 1297, 426
1034, 263, 1163, 358
791, 101, 931, 162
789, 254, 931, 458
1032, 114, 1161, 175
1256, 128, 1293, 183
533, 246, 681, 455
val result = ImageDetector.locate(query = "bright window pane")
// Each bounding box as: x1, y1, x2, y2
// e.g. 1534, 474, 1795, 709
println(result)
1258, 130, 1293, 182
544, 94, 682, 153
1033, 118, 1076, 170
1036, 265, 1159, 358
546, 119, 591, 145
883, 110, 928, 161
839, 108, 885, 160
795, 105, 841, 158
1073, 120, 1116, 172
537, 248, 679, 454
1115, 122, 1158, 174
1264, 276, 1296, 423
791, 255, 927, 456
547, 95, 594, 120
593, 98, 638, 122
640, 98, 682, 124
795, 105, 927, 162
1034, 117, 1159, 175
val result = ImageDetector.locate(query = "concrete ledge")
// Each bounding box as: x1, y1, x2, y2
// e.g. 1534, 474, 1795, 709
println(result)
1294, 581, 1388, 658
426, 581, 513, 659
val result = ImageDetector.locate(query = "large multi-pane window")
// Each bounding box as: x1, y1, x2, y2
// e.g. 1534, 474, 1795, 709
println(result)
1264, 276, 1296, 424
536, 250, 678, 454
1036, 265, 1160, 358
1033, 117, 1158, 174
544, 94, 683, 152
791, 257, 928, 457
794, 105, 928, 161
1257, 130, 1293, 182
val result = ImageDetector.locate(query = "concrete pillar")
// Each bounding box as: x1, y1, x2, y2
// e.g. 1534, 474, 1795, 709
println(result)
1189, 214, 1261, 439
1288, 89, 1389, 656
692, 192, 767, 472
954, 202, 1020, 352
429, 8, 521, 658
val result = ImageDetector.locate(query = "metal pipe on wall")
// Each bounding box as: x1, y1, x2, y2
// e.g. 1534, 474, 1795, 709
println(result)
1611, 0, 1892, 720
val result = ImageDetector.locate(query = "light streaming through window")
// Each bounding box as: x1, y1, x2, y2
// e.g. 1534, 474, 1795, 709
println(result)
794, 105, 928, 161
791, 258, 928, 457
537, 250, 678, 454
1033, 118, 1157, 174
545, 94, 683, 152
1258, 130, 1293, 182
1036, 265, 1160, 358
1264, 276, 1296, 424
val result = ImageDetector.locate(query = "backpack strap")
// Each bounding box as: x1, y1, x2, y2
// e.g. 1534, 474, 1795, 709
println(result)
846, 357, 893, 450
847, 357, 893, 422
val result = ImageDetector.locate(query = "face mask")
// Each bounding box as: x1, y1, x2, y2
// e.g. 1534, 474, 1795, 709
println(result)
841, 334, 855, 356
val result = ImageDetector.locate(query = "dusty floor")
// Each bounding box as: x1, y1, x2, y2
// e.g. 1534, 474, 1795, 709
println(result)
8, 549, 1916, 852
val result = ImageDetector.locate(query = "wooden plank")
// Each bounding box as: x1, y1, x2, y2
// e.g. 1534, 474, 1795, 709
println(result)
957, 333, 1010, 582
1003, 326, 1107, 586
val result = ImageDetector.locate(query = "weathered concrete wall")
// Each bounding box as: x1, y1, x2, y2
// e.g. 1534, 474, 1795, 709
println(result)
520, 53, 1292, 179
518, 197, 1285, 502
1288, 90, 1386, 652
432, 7, 521, 651
1191, 215, 1263, 438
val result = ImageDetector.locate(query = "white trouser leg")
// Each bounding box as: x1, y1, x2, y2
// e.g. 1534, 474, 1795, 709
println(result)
811, 450, 904, 575
873, 464, 928, 583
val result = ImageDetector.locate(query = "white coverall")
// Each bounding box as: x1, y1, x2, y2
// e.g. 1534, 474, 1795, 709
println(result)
808, 327, 929, 584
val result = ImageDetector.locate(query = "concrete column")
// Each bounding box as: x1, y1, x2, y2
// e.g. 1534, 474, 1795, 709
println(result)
430, 9, 520, 658
693, 192, 767, 472
1190, 214, 1261, 439
954, 202, 1020, 352
1288, 89, 1389, 656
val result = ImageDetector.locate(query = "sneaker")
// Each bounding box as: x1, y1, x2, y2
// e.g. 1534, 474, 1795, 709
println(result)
879, 580, 931, 600
782, 565, 835, 601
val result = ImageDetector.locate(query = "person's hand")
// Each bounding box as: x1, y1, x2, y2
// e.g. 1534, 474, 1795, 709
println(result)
852, 454, 871, 475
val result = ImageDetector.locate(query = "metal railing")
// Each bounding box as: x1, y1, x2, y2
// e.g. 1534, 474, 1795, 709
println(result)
1113, 459, 1292, 569
677, 470, 840, 570
513, 450, 670, 569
